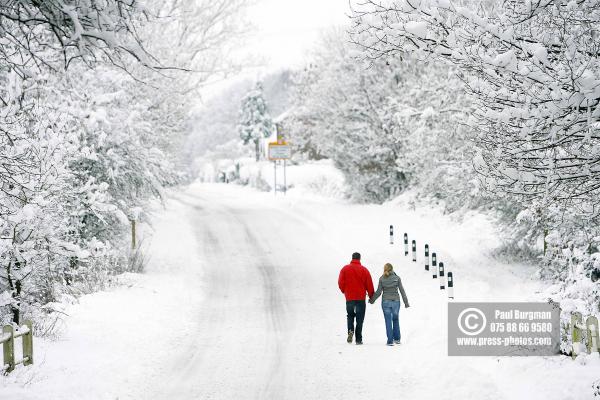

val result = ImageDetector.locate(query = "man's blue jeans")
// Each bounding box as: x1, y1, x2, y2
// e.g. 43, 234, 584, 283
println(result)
346, 300, 366, 342
381, 300, 401, 344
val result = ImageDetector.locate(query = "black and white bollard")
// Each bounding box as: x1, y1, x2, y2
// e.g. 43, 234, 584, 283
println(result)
404, 233, 408, 256
424, 244, 429, 271
412, 240, 417, 262
439, 262, 445, 289
447, 272, 454, 299
390, 225, 394, 245
432, 253, 437, 278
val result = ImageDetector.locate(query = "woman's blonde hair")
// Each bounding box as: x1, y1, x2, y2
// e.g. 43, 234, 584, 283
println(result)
383, 263, 394, 277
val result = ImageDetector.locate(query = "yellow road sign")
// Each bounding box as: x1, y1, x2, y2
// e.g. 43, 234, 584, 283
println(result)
268, 142, 291, 160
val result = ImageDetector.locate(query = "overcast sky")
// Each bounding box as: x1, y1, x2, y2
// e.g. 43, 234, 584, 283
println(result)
199, 0, 352, 100
243, 0, 352, 69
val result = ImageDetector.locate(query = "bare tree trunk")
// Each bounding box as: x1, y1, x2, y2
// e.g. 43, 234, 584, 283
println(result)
6, 261, 21, 324
254, 139, 260, 162
12, 280, 21, 325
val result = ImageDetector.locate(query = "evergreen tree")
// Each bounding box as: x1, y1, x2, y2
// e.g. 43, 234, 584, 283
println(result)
238, 83, 274, 161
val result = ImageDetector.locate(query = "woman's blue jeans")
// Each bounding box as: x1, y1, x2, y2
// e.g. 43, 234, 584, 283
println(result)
381, 300, 401, 344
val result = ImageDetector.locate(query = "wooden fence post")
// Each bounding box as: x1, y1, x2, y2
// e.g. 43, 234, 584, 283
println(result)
572, 312, 583, 359
131, 219, 136, 250
3, 325, 14, 373
22, 320, 33, 366
587, 316, 599, 354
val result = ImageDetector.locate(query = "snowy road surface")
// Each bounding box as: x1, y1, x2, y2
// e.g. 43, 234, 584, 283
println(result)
2, 183, 599, 399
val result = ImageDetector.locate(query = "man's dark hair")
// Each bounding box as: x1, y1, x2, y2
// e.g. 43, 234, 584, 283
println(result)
352, 252, 361, 260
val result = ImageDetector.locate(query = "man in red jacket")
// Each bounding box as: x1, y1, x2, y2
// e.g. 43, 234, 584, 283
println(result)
338, 252, 374, 345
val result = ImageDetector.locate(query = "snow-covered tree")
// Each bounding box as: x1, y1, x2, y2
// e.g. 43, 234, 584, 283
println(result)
186, 70, 292, 169
0, 93, 83, 323
350, 0, 600, 217
288, 29, 474, 204
0, 0, 151, 85
349, 0, 600, 326
0, 0, 252, 326
238, 83, 274, 161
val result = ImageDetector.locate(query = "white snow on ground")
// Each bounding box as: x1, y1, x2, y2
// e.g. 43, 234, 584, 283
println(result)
208, 158, 347, 200
259, 159, 347, 199
0, 197, 207, 400
1, 180, 599, 399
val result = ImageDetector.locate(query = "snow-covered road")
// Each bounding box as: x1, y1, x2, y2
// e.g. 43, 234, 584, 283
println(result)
2, 183, 599, 399
152, 184, 600, 400
159, 190, 306, 399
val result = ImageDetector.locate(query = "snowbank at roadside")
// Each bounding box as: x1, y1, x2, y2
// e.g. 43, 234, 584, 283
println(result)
198, 153, 347, 200
0, 196, 206, 399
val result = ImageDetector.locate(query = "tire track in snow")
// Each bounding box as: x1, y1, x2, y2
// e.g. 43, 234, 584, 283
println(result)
163, 193, 290, 399
161, 215, 232, 398
240, 223, 287, 399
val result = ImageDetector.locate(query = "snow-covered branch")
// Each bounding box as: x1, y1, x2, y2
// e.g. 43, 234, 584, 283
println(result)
350, 0, 600, 215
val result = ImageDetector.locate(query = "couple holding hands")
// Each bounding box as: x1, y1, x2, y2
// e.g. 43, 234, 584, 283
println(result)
338, 252, 410, 346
